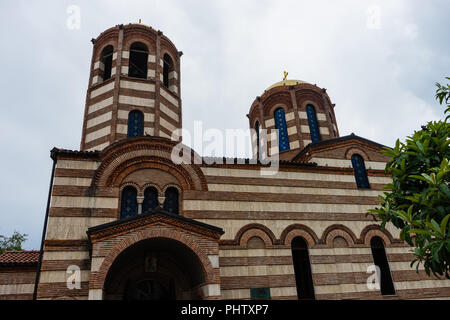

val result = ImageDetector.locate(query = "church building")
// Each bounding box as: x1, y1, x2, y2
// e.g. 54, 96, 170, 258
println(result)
1, 23, 449, 300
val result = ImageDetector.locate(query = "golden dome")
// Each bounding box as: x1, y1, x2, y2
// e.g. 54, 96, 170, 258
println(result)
265, 79, 308, 91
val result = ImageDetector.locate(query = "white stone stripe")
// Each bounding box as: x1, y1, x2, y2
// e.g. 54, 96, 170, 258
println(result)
148, 54, 156, 63
311, 261, 424, 274
0, 284, 34, 295
315, 280, 450, 295
85, 126, 111, 143
122, 51, 129, 59
160, 88, 179, 107
169, 71, 178, 80
93, 61, 104, 71
86, 111, 112, 129
86, 141, 110, 151
160, 103, 179, 122
90, 81, 114, 99
201, 167, 392, 184
311, 158, 387, 170
88, 97, 114, 114
56, 160, 100, 170
39, 271, 90, 283
120, 80, 155, 92
54, 177, 92, 187
320, 127, 329, 135
291, 140, 300, 149
265, 118, 275, 128
285, 111, 294, 122
121, 66, 128, 75
220, 265, 294, 277
51, 196, 118, 208
186, 201, 376, 214
147, 70, 156, 79
287, 126, 297, 135
43, 251, 90, 260
207, 184, 384, 197
169, 85, 178, 94
299, 111, 326, 121
160, 117, 177, 133
219, 248, 292, 257
221, 289, 249, 299
301, 125, 310, 133
118, 95, 154, 107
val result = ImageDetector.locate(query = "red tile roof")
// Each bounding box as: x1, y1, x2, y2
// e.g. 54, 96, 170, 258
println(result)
0, 250, 40, 266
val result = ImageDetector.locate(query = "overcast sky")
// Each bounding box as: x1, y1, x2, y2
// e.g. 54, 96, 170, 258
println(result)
0, 0, 448, 250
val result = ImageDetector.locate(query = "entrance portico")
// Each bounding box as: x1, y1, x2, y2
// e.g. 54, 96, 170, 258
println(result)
86, 209, 223, 300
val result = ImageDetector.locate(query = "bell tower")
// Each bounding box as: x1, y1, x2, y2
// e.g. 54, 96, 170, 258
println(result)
248, 78, 339, 161
80, 23, 183, 151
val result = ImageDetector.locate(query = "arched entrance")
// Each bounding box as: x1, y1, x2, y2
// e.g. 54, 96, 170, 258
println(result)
103, 238, 206, 300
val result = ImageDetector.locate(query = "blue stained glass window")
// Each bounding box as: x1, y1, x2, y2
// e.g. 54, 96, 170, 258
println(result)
120, 186, 137, 219
143, 187, 159, 213
351, 154, 371, 189
163, 187, 179, 215
274, 108, 290, 152
306, 105, 321, 143
127, 110, 144, 138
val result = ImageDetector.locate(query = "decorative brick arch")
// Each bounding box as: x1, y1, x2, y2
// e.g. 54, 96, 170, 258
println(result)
234, 223, 276, 247
360, 225, 395, 246
280, 224, 319, 247
234, 224, 276, 248
93, 137, 207, 191
92, 228, 218, 293
321, 224, 358, 247
345, 147, 370, 161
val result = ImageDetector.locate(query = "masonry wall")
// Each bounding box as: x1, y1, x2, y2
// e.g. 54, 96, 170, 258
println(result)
0, 267, 36, 300
36, 148, 450, 300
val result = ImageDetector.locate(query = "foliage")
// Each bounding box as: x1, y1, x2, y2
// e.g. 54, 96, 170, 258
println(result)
0, 231, 28, 254
368, 77, 450, 279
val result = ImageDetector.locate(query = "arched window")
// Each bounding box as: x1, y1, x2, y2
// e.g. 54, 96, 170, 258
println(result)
291, 237, 315, 300
370, 237, 395, 295
128, 42, 148, 79
163, 187, 179, 215
306, 104, 321, 143
274, 108, 290, 152
127, 110, 144, 138
163, 53, 174, 88
351, 154, 370, 189
120, 186, 137, 219
100, 45, 114, 81
143, 187, 159, 213
255, 121, 261, 159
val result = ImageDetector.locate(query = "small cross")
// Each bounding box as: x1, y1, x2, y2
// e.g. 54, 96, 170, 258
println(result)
283, 71, 288, 81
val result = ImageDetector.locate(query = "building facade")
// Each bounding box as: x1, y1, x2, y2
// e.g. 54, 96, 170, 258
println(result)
1, 23, 449, 300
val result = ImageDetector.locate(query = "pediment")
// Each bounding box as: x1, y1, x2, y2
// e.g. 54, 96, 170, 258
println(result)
87, 208, 224, 243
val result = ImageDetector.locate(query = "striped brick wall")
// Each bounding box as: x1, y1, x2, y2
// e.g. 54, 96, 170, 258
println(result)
184, 165, 450, 300
0, 268, 36, 300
